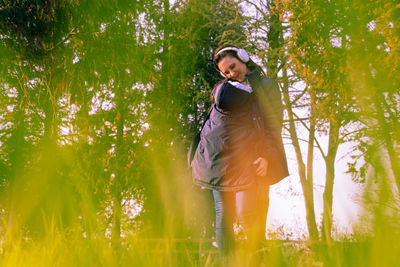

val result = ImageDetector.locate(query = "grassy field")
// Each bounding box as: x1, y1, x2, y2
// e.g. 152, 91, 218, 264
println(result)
0, 226, 399, 267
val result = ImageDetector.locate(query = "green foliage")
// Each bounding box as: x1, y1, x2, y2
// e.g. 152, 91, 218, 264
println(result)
0, 0, 400, 265
0, 0, 249, 242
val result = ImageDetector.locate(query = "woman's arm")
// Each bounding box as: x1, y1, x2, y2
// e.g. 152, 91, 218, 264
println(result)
247, 69, 284, 160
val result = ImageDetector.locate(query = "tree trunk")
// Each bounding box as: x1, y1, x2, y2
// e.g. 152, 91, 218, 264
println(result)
305, 98, 319, 240
375, 94, 400, 194
321, 120, 339, 242
282, 67, 319, 240
112, 77, 125, 247
7, 79, 27, 240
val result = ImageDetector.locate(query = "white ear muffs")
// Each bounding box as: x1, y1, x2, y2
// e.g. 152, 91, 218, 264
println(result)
236, 48, 250, 63
215, 47, 250, 78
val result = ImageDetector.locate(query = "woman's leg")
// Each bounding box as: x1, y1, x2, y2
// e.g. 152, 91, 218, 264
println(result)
212, 190, 236, 256
235, 182, 270, 250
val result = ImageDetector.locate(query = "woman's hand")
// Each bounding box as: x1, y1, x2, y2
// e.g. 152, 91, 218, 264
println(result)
253, 157, 268, 177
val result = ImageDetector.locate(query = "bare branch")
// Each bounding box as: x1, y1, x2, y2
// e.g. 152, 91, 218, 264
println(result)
292, 112, 327, 159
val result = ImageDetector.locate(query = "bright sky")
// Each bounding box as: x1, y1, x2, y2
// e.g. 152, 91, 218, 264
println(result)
267, 137, 365, 240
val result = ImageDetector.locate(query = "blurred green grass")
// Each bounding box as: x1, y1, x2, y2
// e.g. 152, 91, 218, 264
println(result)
0, 224, 399, 267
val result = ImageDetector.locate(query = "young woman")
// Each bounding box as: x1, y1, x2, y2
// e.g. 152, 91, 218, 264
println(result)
191, 44, 289, 255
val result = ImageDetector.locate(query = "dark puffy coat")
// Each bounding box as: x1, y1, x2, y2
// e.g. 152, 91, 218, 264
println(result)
191, 71, 289, 191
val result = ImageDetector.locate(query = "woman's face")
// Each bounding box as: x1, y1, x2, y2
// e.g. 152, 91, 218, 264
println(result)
217, 55, 250, 82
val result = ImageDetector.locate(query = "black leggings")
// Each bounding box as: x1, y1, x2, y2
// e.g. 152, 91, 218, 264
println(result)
212, 182, 270, 255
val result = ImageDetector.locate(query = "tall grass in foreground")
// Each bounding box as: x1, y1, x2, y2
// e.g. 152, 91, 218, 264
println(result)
1, 159, 400, 267
0, 142, 399, 266
0, 227, 399, 267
